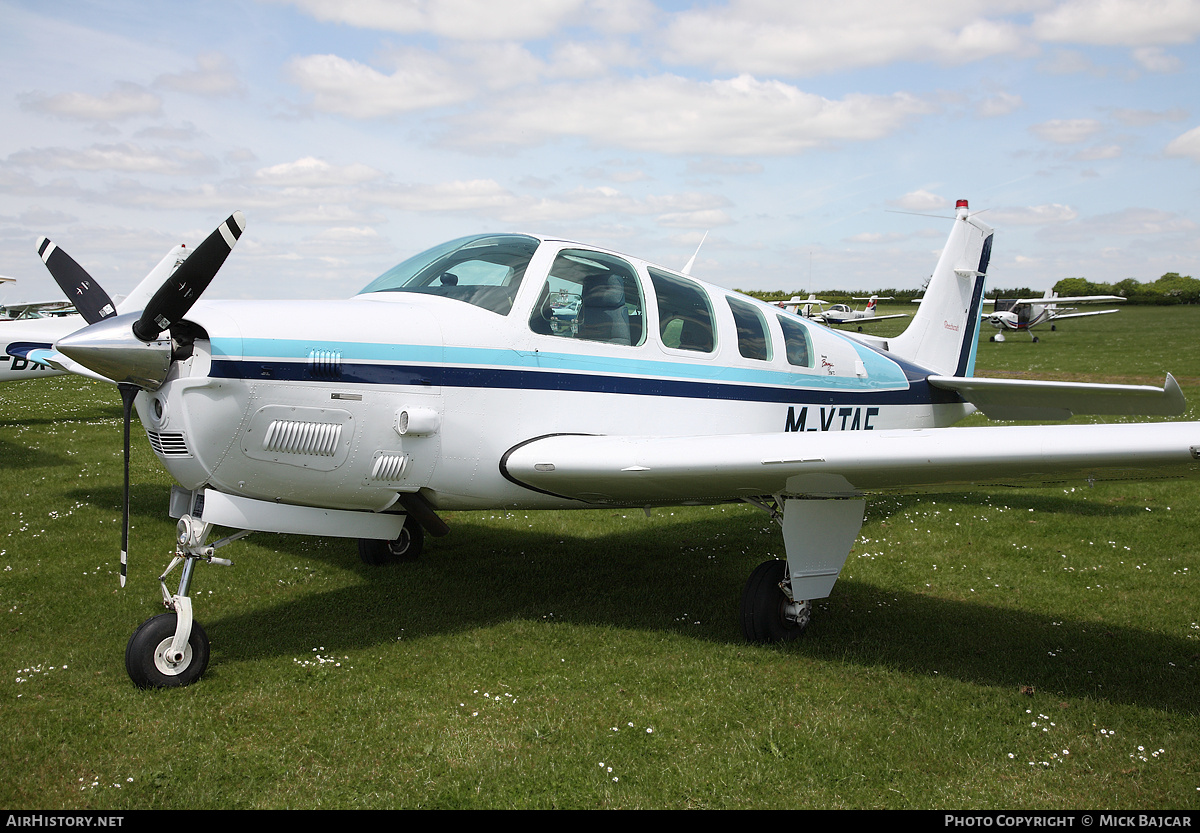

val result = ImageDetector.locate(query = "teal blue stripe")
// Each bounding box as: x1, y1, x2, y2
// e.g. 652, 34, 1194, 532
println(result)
214, 337, 909, 393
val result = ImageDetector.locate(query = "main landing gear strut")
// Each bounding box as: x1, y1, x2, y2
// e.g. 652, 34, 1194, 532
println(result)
738, 496, 865, 644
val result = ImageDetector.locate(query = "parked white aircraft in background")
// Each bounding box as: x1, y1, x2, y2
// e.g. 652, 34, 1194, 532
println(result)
986, 290, 1123, 342
816, 295, 909, 329
25, 199, 1199, 689
777, 294, 908, 329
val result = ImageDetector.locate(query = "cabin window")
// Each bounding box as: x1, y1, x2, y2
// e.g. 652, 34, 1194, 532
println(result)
648, 268, 714, 353
777, 314, 813, 367
726, 296, 771, 361
358, 234, 539, 315
528, 250, 645, 346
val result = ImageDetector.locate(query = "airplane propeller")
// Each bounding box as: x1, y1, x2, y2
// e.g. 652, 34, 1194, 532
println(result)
132, 212, 245, 342
39, 212, 247, 587
36, 237, 118, 325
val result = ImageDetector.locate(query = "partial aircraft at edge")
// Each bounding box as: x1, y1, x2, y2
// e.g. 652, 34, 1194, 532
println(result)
985, 290, 1123, 342
19, 199, 1200, 689
1, 244, 192, 383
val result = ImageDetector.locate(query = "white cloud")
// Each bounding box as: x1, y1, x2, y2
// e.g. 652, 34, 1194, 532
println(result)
888, 190, 950, 212
663, 1, 1027, 76
274, 0, 588, 40
1033, 0, 1200, 46
19, 82, 162, 122
1076, 144, 1122, 161
655, 209, 734, 228
1111, 107, 1188, 126
977, 91, 1023, 118
154, 53, 246, 97
1030, 118, 1104, 144
1165, 125, 1200, 162
287, 53, 473, 117
1131, 46, 1184, 72
253, 157, 386, 187
465, 74, 935, 155
8, 143, 217, 176
988, 204, 1079, 225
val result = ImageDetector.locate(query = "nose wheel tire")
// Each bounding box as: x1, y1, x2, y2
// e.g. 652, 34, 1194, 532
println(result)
126, 612, 210, 689
741, 559, 811, 643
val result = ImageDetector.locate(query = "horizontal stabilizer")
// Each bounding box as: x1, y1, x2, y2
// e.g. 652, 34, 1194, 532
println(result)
928, 373, 1186, 421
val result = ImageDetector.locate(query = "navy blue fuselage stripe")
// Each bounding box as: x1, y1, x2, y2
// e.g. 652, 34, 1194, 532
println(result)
209, 358, 961, 406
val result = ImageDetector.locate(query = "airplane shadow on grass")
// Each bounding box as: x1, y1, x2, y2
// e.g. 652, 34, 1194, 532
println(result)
166, 504, 1200, 716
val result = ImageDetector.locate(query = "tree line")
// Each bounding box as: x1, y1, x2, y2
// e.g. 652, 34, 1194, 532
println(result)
736, 272, 1198, 306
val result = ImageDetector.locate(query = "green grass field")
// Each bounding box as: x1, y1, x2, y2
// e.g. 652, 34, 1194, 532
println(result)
1, 306, 1198, 809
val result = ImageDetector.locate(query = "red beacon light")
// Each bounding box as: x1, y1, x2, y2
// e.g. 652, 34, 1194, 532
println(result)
956, 199, 969, 209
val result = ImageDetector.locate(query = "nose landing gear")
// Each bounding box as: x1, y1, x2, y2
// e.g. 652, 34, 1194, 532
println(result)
124, 515, 240, 689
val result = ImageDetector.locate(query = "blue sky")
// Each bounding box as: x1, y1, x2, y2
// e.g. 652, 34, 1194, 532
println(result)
1, 0, 1198, 303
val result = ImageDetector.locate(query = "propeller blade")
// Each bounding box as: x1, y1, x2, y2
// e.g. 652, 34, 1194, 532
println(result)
36, 237, 117, 325
119, 384, 137, 588
132, 211, 245, 343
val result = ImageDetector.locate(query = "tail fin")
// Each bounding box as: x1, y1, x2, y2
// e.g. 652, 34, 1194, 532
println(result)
115, 244, 189, 314
887, 200, 992, 377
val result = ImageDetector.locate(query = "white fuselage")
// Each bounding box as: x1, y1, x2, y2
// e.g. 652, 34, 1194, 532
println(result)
135, 238, 971, 513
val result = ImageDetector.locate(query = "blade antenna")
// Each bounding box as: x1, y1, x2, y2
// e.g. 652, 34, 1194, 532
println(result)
682, 231, 708, 276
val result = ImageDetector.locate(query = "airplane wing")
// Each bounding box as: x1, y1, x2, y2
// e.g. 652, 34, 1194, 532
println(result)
927, 373, 1185, 420
847, 313, 909, 324
501, 421, 1200, 504
1008, 295, 1124, 307
1, 300, 77, 318
1044, 308, 1120, 322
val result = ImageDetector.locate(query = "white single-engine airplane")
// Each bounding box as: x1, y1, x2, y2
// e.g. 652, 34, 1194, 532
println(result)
985, 290, 1123, 342
816, 295, 908, 329
26, 199, 1200, 689
778, 294, 908, 329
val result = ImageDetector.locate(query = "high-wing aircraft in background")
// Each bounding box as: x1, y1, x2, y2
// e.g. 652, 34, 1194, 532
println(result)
26, 199, 1199, 689
985, 289, 1123, 342
1, 244, 191, 383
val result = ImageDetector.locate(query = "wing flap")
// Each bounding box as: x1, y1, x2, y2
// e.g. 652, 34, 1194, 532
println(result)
502, 422, 1200, 504
928, 373, 1185, 420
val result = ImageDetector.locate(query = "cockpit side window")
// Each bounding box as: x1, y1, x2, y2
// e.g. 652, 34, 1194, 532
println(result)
529, 250, 645, 346
648, 268, 714, 353
726, 296, 772, 361
777, 313, 813, 367
357, 234, 540, 315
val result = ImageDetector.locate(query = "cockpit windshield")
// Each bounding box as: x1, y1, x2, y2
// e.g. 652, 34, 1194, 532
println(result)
357, 234, 541, 315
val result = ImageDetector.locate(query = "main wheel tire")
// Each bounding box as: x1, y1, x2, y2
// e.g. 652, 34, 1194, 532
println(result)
741, 559, 810, 643
359, 517, 425, 565
125, 612, 210, 689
